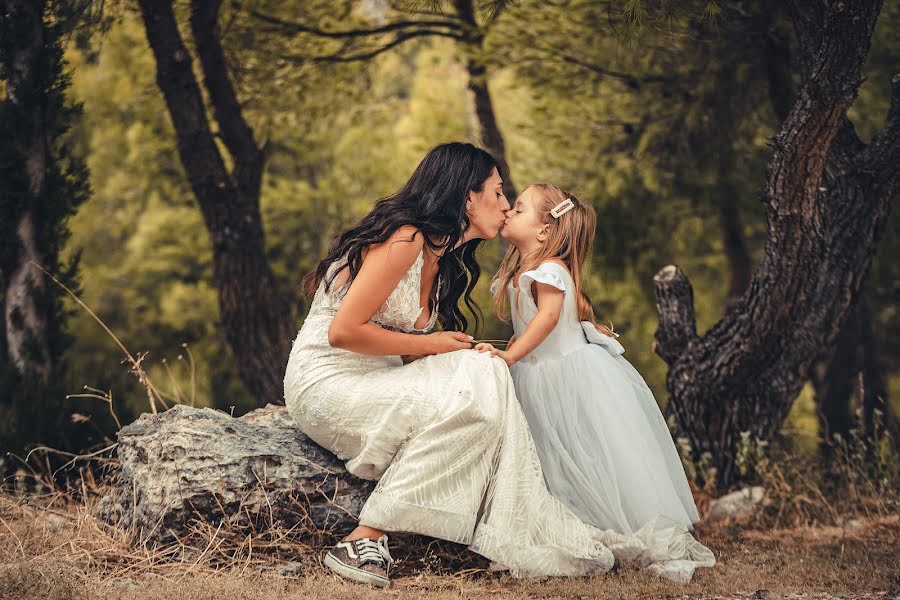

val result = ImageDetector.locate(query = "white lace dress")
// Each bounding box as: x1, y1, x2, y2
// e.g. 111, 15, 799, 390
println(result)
283, 249, 714, 581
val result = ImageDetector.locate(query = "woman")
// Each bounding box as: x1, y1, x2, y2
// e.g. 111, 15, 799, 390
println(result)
283, 143, 698, 588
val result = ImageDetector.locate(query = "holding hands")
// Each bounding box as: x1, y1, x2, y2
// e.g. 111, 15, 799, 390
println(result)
474, 334, 517, 366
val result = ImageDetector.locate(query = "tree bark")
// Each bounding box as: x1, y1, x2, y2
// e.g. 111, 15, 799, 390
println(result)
453, 0, 517, 199
136, 0, 295, 407
654, 0, 898, 489
757, 8, 898, 460
1, 0, 52, 381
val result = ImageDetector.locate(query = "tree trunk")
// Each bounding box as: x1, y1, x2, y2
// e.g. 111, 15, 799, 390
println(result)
812, 293, 900, 458
136, 0, 295, 407
654, 0, 898, 489
1, 0, 52, 381
453, 0, 517, 199
758, 9, 899, 461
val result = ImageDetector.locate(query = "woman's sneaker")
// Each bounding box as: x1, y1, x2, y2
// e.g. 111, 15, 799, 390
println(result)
323, 534, 394, 588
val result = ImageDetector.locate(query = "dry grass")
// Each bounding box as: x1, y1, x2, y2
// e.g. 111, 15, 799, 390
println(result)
1, 484, 899, 600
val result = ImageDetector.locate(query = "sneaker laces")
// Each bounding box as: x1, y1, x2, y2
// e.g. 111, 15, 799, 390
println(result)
355, 535, 394, 568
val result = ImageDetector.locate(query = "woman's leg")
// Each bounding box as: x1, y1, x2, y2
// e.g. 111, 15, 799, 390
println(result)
345, 525, 386, 541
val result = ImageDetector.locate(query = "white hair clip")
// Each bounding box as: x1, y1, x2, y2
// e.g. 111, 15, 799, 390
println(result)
550, 197, 575, 218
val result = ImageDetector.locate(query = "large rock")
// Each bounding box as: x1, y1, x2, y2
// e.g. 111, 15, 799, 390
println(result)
96, 404, 373, 543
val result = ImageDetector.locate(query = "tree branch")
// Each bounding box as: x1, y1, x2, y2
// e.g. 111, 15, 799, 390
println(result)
784, 0, 824, 76
283, 29, 463, 64
653, 265, 698, 365
766, 0, 882, 220
136, 0, 232, 208
532, 43, 671, 88
860, 73, 900, 192
190, 0, 263, 197
246, 8, 460, 38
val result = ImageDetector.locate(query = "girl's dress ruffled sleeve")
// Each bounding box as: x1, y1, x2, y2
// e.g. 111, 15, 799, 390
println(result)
518, 262, 567, 293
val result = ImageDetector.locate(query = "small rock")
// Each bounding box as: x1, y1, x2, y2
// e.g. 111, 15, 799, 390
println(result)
708, 486, 766, 523
109, 577, 139, 588
260, 561, 305, 577
44, 513, 68, 532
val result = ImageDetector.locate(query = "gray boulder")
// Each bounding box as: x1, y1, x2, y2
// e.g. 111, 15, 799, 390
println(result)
96, 404, 373, 543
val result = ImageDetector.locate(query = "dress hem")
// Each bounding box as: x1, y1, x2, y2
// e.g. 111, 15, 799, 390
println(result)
358, 492, 477, 545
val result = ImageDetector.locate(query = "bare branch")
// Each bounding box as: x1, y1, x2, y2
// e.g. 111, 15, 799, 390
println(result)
284, 29, 462, 63
529, 42, 671, 88
245, 7, 461, 38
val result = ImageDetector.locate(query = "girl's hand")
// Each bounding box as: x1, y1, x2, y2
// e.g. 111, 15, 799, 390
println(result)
426, 331, 474, 354
474, 342, 517, 366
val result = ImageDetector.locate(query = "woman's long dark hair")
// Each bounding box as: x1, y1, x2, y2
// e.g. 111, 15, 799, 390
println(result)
300, 142, 499, 333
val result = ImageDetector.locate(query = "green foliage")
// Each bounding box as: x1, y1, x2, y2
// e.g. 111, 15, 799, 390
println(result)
15, 0, 895, 461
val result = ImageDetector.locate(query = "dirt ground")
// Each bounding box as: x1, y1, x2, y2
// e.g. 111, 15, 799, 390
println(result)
1, 494, 898, 600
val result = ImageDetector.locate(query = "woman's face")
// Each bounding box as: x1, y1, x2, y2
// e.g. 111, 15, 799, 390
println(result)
463, 167, 510, 241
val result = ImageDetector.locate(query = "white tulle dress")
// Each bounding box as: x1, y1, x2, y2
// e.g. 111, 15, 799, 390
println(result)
496, 260, 714, 579
284, 248, 715, 582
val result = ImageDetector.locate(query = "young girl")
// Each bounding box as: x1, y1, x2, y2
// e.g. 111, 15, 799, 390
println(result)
478, 183, 715, 581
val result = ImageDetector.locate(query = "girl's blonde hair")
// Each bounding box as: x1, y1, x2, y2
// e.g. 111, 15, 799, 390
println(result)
491, 183, 601, 328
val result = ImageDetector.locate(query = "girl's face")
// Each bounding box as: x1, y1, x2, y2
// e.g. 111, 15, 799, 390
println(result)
500, 188, 547, 247
464, 167, 510, 241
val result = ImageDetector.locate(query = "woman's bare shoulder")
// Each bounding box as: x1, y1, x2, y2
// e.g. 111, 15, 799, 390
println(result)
390, 224, 425, 247
362, 225, 425, 268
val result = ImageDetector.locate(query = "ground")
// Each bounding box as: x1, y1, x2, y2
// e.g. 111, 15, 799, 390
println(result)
1, 492, 898, 600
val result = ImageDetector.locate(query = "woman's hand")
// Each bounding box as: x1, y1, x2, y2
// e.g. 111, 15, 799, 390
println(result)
474, 342, 517, 366
425, 331, 474, 355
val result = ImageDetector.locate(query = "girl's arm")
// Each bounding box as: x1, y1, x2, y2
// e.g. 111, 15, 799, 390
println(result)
328, 226, 472, 356
474, 281, 563, 365
503, 282, 564, 364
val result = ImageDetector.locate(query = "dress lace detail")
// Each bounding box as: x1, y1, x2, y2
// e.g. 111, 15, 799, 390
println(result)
310, 248, 440, 333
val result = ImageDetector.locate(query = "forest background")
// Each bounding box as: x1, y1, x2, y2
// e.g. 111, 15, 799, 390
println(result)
1, 0, 898, 491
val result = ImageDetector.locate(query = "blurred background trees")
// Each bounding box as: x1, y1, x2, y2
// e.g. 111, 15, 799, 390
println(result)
1, 0, 897, 492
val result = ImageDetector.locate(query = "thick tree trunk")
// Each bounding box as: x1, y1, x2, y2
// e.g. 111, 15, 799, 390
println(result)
654, 0, 898, 489
453, 0, 517, 199
758, 10, 899, 460
136, 0, 295, 407
1, 0, 52, 380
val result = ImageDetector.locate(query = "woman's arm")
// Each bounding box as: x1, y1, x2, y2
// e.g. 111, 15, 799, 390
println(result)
328, 226, 472, 356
